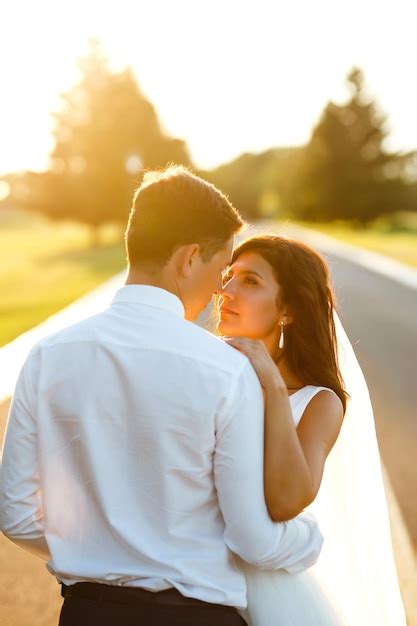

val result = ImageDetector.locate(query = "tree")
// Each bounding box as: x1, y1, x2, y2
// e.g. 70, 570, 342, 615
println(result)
288, 68, 413, 223
202, 147, 299, 220
23, 40, 191, 239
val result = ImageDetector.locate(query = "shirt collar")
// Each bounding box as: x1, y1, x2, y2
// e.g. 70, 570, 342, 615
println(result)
111, 285, 185, 318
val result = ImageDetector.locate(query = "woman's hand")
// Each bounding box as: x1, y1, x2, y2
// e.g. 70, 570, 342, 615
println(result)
223, 337, 286, 393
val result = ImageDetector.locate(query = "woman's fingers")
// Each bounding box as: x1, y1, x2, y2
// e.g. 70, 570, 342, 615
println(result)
224, 337, 257, 348
223, 338, 265, 360
222, 337, 284, 390
223, 337, 251, 356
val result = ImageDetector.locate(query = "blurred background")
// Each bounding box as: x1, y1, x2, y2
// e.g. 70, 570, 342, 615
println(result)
1, 1, 416, 624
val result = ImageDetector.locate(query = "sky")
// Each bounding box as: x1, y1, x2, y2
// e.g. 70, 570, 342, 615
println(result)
1, 0, 416, 175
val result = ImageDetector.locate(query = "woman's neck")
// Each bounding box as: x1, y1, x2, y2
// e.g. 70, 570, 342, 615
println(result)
262, 335, 304, 390
278, 360, 305, 390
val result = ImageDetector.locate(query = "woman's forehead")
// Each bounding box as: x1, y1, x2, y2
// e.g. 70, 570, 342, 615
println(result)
231, 251, 275, 276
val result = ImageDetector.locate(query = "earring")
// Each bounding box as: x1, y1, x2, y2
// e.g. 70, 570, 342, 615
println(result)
279, 321, 285, 349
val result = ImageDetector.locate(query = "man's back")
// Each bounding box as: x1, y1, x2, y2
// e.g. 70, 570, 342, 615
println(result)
2, 285, 323, 609
3, 286, 254, 605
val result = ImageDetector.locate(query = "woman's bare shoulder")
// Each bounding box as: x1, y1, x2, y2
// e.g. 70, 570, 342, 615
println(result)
298, 388, 344, 438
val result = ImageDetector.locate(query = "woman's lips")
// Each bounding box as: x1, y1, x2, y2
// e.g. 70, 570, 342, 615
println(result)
220, 307, 238, 316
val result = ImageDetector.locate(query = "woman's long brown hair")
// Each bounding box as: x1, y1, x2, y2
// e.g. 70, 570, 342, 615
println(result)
232, 235, 348, 413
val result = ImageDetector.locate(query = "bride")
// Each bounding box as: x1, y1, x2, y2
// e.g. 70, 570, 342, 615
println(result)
217, 234, 407, 626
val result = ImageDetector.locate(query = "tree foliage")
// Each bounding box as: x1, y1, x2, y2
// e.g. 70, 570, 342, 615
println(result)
202, 147, 299, 220
22, 40, 191, 233
287, 68, 413, 223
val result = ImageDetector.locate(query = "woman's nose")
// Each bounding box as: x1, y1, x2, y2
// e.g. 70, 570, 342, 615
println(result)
220, 280, 234, 299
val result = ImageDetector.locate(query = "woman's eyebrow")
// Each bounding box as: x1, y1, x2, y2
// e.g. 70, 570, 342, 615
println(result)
224, 268, 263, 279
239, 269, 263, 279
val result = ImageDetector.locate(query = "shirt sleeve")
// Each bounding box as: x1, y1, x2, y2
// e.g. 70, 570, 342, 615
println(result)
0, 348, 45, 541
214, 360, 324, 573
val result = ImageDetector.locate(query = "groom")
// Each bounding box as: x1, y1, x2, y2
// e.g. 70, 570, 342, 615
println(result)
1, 166, 323, 626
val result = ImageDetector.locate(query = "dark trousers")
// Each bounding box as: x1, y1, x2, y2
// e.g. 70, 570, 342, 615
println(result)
59, 583, 248, 626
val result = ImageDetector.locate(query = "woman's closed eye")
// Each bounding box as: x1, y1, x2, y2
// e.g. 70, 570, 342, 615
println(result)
222, 270, 260, 287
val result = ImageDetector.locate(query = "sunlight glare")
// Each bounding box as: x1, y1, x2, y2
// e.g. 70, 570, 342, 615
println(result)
1, 0, 417, 173
0, 181, 11, 201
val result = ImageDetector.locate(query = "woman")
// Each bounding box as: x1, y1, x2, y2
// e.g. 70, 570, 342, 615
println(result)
217, 234, 406, 626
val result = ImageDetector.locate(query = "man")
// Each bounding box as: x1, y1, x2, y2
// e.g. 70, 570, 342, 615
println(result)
1, 166, 323, 626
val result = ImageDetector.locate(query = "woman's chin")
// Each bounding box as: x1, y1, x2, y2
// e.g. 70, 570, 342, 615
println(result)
217, 317, 239, 335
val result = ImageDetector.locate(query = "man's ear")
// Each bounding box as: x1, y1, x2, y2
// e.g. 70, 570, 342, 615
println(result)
175, 243, 201, 278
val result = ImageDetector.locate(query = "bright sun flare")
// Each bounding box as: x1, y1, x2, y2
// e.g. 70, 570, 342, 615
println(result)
1, 0, 417, 174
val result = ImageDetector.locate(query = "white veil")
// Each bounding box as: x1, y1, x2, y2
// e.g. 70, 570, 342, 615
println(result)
305, 311, 408, 625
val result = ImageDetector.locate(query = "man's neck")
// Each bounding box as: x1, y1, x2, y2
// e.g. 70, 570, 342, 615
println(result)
126, 268, 171, 291
125, 268, 185, 306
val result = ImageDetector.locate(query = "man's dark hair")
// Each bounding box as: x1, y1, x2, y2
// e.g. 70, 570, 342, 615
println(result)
125, 165, 244, 268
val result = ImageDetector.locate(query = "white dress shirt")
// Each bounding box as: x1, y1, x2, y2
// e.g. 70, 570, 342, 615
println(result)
1, 285, 323, 608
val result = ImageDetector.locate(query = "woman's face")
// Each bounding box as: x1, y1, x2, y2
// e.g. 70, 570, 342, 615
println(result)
218, 251, 283, 339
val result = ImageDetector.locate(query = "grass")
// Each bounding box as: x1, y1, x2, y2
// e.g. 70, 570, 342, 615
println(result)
291, 214, 417, 268
2, 209, 416, 348
0, 213, 125, 347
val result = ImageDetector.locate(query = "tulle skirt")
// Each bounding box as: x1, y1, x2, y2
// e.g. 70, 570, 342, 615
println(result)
237, 559, 345, 626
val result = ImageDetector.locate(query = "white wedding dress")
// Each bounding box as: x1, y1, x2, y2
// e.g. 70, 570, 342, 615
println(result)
237, 315, 407, 626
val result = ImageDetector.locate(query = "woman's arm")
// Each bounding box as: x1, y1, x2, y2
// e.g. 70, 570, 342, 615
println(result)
223, 337, 344, 522
262, 381, 315, 521
264, 384, 343, 521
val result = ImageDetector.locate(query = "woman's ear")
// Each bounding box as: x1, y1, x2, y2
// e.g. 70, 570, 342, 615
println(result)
280, 309, 294, 326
